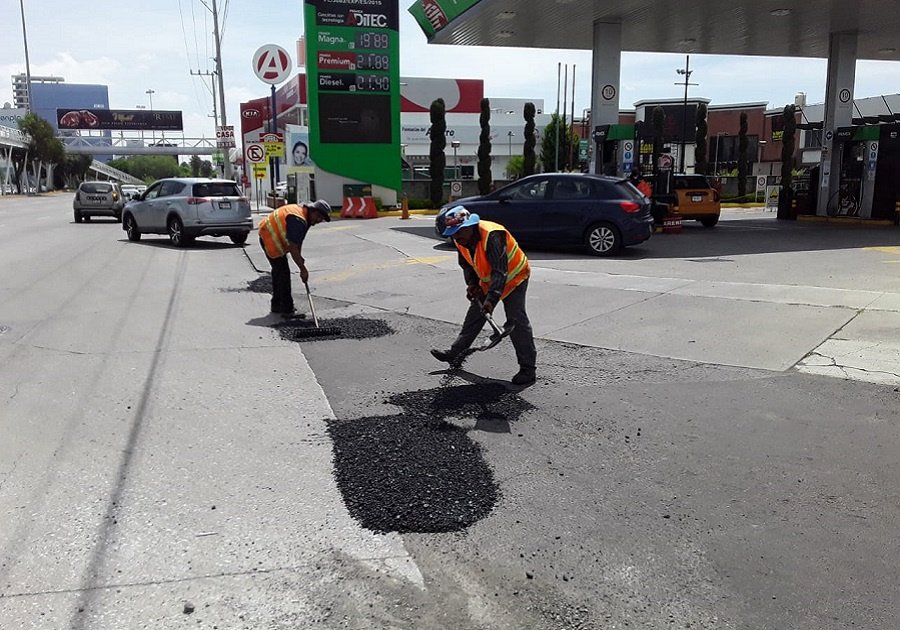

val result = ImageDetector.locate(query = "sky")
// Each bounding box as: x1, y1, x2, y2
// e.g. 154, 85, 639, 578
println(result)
2, 0, 900, 144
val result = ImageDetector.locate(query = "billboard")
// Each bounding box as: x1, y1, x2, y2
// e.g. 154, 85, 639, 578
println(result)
0, 108, 26, 129
56, 108, 184, 131
304, 0, 401, 191
286, 126, 315, 174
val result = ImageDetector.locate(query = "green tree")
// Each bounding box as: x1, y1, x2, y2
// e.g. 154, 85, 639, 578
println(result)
540, 113, 578, 172
477, 98, 492, 195
190, 155, 202, 177
429, 98, 447, 207
200, 160, 214, 178
737, 111, 749, 196
18, 113, 65, 192
506, 155, 524, 180
695, 103, 708, 174
108, 155, 188, 182
58, 153, 93, 189
523, 103, 537, 176
778, 104, 798, 220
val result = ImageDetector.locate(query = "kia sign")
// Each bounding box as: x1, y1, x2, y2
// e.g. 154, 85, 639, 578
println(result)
252, 44, 292, 85
56, 108, 184, 131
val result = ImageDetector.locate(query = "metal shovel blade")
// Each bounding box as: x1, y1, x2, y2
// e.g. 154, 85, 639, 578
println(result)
474, 312, 514, 351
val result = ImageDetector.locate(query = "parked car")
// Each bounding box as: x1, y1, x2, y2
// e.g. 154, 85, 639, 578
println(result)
435, 173, 653, 256
671, 174, 721, 227
274, 181, 287, 197
73, 181, 125, 223
122, 178, 252, 247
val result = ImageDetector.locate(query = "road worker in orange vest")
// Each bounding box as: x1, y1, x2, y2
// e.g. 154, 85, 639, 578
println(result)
430, 206, 537, 385
257, 200, 331, 318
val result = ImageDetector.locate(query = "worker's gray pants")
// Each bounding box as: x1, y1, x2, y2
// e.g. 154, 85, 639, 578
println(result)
449, 280, 536, 370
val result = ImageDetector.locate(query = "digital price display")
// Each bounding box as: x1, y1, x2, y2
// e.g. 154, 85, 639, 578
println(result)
355, 31, 389, 49
354, 74, 390, 92
355, 53, 390, 70
305, 0, 400, 190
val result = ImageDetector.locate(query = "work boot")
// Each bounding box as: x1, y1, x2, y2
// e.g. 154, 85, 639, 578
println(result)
430, 348, 458, 363
511, 367, 536, 385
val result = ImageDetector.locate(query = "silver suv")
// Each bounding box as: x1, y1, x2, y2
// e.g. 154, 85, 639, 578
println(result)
122, 178, 252, 247
73, 181, 125, 223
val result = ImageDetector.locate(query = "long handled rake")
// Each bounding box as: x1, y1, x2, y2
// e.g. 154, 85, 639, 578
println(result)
288, 281, 342, 338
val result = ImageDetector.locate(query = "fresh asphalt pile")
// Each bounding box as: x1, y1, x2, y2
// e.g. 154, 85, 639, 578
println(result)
327, 383, 534, 534
244, 274, 272, 294
275, 317, 394, 342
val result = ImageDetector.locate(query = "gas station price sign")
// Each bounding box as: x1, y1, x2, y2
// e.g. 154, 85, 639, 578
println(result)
304, 0, 401, 191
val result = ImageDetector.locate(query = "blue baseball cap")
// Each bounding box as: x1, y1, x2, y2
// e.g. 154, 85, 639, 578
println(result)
442, 206, 480, 237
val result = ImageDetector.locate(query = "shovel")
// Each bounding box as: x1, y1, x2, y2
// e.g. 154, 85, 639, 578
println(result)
463, 299, 515, 355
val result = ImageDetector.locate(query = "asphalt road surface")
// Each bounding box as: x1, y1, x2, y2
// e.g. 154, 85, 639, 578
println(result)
2, 194, 900, 629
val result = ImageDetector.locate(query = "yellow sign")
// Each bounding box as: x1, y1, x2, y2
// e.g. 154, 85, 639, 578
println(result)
253, 163, 267, 179
264, 142, 285, 159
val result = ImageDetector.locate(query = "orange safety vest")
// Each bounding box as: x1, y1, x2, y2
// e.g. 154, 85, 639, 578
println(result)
456, 220, 530, 300
636, 179, 653, 197
258, 204, 309, 258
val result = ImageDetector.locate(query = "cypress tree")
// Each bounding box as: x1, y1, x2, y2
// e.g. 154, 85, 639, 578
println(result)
737, 111, 749, 197
695, 103, 708, 175
523, 103, 536, 176
477, 98, 492, 195
429, 98, 446, 208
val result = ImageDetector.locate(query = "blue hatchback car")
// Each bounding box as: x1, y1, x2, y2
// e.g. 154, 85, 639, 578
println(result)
435, 173, 653, 256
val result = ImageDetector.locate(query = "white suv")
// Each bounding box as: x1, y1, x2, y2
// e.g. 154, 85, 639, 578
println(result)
122, 178, 252, 247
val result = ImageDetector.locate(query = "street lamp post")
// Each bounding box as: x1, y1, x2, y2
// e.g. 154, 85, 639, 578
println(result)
675, 55, 699, 173
451, 140, 461, 180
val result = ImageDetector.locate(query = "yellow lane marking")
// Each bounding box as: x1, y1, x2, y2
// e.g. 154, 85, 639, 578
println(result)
317, 254, 455, 283
865, 246, 900, 255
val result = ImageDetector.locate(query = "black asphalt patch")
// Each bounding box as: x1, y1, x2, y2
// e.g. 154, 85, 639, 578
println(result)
275, 317, 394, 342
327, 383, 534, 534
245, 274, 272, 294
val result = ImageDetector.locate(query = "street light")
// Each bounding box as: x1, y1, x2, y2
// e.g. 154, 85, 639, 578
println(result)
18, 0, 32, 113
451, 139, 461, 180
713, 132, 727, 176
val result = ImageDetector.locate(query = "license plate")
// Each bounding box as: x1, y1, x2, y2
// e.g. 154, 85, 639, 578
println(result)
219, 201, 231, 209
691, 195, 702, 202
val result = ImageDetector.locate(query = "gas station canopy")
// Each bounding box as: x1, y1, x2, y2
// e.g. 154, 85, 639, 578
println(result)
414, 0, 900, 61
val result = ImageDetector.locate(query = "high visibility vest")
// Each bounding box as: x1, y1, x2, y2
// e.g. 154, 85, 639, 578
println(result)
258, 204, 308, 258
456, 220, 530, 300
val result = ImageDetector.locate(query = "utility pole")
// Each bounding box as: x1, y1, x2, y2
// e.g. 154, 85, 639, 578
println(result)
211, 0, 233, 179
18, 0, 32, 113
191, 68, 221, 174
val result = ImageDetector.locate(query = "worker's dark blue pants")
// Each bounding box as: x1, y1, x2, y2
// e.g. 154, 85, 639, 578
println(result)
260, 239, 294, 313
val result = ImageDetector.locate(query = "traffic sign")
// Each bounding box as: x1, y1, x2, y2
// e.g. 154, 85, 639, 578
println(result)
252, 44, 292, 85
253, 163, 267, 179
246, 143, 266, 164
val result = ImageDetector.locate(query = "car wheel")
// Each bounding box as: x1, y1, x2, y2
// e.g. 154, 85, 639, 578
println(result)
168, 216, 187, 247
123, 214, 141, 241
83, 215, 92, 222
584, 222, 621, 256
74, 210, 83, 223
229, 232, 249, 246
700, 216, 719, 228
